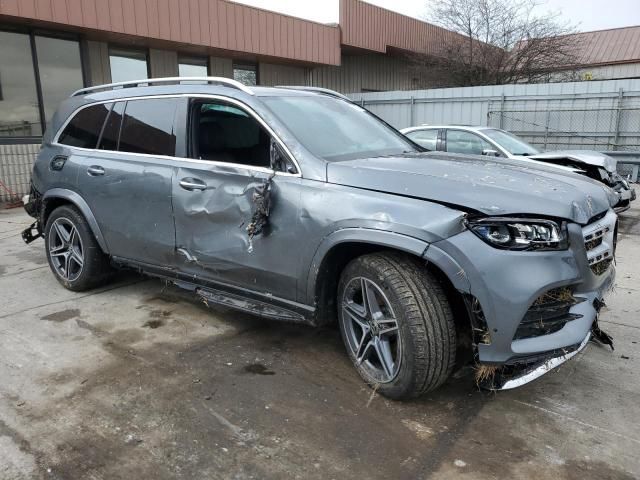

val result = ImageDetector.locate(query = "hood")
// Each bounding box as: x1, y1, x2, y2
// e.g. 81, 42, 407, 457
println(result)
326, 152, 615, 225
529, 150, 617, 173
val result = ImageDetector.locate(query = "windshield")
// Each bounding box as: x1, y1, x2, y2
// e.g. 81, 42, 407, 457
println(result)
481, 128, 540, 156
262, 95, 419, 161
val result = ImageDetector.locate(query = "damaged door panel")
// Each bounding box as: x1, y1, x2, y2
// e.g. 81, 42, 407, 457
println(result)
172, 165, 302, 301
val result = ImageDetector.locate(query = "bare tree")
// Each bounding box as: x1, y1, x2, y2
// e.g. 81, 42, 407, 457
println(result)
411, 0, 580, 87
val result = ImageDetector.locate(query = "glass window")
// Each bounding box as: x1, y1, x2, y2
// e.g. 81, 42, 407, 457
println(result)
192, 101, 271, 168
109, 48, 148, 83
262, 96, 418, 162
233, 63, 257, 86
119, 98, 177, 156
179, 57, 208, 78
445, 130, 494, 156
35, 36, 84, 123
98, 102, 125, 151
0, 31, 41, 137
406, 129, 439, 151
58, 103, 111, 148
481, 128, 540, 156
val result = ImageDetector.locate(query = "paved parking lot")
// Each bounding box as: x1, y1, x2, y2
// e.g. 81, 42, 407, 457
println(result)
1, 204, 639, 480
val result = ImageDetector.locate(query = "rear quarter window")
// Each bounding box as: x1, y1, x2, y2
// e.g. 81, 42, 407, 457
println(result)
118, 98, 178, 156
57, 103, 111, 148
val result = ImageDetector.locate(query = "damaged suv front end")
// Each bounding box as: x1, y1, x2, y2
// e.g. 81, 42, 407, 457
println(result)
439, 210, 616, 389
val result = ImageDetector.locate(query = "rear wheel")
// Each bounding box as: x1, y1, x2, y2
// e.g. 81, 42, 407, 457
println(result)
45, 205, 112, 291
337, 252, 456, 400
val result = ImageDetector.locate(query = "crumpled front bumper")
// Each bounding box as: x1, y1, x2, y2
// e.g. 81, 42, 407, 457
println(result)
430, 210, 617, 387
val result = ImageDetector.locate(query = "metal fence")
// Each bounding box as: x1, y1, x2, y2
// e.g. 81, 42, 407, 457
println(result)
349, 78, 640, 180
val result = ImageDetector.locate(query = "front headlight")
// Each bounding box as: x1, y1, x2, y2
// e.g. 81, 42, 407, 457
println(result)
467, 217, 568, 251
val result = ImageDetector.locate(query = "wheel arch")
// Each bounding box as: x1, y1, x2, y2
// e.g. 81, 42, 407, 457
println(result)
42, 188, 109, 254
308, 230, 428, 325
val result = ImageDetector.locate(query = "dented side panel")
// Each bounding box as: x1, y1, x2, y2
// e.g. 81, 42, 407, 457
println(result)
172, 164, 303, 301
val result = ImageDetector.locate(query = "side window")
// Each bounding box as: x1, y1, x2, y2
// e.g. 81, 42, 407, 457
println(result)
445, 130, 493, 155
98, 102, 126, 151
58, 103, 111, 148
191, 101, 271, 169
406, 129, 438, 151
119, 98, 178, 156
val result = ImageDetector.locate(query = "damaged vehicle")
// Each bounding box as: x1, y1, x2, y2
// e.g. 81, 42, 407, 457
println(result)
401, 125, 636, 213
23, 78, 618, 399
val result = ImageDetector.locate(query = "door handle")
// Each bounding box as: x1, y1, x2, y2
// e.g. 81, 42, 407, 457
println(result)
87, 165, 105, 176
179, 177, 207, 191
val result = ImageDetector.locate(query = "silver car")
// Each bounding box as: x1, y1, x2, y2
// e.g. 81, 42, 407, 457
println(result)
22, 78, 617, 398
402, 125, 636, 213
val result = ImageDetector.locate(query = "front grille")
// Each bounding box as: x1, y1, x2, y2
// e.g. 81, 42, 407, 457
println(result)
582, 211, 617, 275
514, 287, 583, 340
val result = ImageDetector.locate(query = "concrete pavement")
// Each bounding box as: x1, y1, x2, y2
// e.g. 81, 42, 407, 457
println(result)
0, 204, 639, 480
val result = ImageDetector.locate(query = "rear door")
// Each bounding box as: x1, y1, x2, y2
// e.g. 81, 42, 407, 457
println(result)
172, 97, 302, 301
65, 97, 179, 266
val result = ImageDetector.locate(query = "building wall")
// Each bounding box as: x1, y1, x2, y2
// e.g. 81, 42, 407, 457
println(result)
259, 63, 309, 86
0, 0, 340, 66
574, 63, 640, 81
310, 53, 419, 93
149, 49, 179, 78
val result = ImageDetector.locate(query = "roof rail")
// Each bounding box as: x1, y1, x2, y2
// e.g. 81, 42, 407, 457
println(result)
71, 77, 254, 97
275, 86, 351, 101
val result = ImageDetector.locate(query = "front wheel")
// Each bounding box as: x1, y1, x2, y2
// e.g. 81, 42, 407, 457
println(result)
337, 252, 456, 400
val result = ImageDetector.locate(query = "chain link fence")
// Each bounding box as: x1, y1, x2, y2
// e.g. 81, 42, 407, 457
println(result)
487, 107, 640, 151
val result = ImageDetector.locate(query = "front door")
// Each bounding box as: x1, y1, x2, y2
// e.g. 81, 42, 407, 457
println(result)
172, 98, 301, 301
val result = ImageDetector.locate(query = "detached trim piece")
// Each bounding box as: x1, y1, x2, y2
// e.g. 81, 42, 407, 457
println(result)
498, 333, 591, 390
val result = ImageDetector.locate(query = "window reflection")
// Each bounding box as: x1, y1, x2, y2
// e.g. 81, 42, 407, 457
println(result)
0, 31, 41, 137
233, 63, 257, 86
179, 57, 208, 78
109, 49, 148, 83
36, 36, 84, 122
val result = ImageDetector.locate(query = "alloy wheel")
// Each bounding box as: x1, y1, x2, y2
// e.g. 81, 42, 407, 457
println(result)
48, 218, 84, 282
342, 277, 402, 383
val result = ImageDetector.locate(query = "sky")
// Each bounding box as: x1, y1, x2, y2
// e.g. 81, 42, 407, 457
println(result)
233, 0, 640, 32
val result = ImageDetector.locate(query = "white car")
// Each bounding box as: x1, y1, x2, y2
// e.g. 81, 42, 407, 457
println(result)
401, 125, 636, 213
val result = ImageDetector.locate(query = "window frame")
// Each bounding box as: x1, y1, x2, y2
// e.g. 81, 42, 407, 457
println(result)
443, 128, 497, 156
405, 128, 440, 151
51, 94, 301, 177
232, 62, 259, 86
0, 26, 86, 144
187, 97, 297, 174
108, 46, 150, 84
178, 55, 210, 77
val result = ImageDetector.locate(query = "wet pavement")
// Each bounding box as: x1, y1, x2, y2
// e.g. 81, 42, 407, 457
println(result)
1, 204, 639, 480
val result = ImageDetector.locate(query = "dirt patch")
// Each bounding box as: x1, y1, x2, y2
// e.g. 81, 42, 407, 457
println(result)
142, 319, 164, 329
562, 459, 636, 480
41, 309, 81, 323
242, 363, 275, 375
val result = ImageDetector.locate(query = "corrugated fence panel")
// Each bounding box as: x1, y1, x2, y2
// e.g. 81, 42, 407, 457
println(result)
349, 79, 640, 152
0, 144, 39, 202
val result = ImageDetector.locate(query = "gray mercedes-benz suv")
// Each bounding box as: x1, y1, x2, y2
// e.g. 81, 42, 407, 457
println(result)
22, 77, 618, 399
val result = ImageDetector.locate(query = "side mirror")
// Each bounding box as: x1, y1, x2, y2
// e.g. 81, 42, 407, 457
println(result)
482, 149, 500, 157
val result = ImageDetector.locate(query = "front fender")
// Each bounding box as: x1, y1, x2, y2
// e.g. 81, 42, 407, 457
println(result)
43, 188, 109, 254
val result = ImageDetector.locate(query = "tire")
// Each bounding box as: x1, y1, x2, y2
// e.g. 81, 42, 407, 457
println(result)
44, 205, 113, 291
337, 251, 456, 400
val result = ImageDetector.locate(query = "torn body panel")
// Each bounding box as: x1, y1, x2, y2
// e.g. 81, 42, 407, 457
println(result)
432, 209, 617, 364
172, 164, 302, 302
